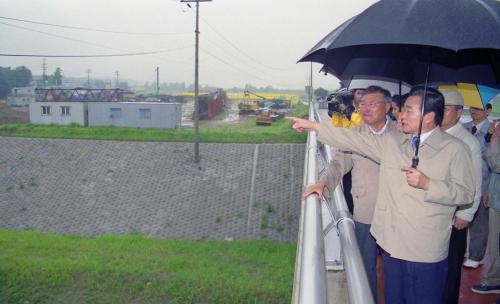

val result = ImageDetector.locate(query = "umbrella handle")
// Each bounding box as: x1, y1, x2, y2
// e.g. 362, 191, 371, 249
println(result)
411, 156, 419, 169
412, 58, 431, 169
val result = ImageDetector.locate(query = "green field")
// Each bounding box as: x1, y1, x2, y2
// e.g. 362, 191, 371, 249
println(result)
0, 230, 296, 304
0, 105, 308, 144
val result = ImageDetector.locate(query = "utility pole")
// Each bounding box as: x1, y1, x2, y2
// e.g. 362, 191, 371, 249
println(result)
115, 71, 120, 89
181, 0, 212, 164
156, 67, 160, 96
86, 68, 92, 88
42, 58, 48, 88
309, 62, 313, 103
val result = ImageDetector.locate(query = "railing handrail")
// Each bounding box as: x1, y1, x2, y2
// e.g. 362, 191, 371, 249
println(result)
292, 103, 327, 304
314, 103, 374, 304
292, 102, 374, 304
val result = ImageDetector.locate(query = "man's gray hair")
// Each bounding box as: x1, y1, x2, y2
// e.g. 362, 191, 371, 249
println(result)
362, 85, 392, 103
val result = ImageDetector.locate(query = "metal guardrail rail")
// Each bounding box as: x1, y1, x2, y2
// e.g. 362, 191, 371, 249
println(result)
292, 103, 327, 304
291, 103, 374, 304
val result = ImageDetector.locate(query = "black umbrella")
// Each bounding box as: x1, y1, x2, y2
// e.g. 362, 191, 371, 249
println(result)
299, 0, 500, 168
299, 0, 500, 87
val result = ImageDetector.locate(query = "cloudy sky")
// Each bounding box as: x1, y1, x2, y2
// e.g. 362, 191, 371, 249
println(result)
0, 0, 378, 90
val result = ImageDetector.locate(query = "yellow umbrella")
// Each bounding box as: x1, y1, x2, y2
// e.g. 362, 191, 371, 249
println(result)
438, 83, 498, 109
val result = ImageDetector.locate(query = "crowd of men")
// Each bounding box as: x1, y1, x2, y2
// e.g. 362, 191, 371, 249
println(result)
287, 86, 500, 304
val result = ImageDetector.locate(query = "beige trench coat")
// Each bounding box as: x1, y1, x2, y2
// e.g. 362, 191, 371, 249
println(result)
320, 120, 396, 224
318, 123, 474, 263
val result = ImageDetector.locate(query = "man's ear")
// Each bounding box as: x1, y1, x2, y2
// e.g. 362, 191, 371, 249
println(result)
424, 112, 436, 127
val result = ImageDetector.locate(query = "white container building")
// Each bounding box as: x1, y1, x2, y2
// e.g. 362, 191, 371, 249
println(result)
29, 102, 87, 126
7, 86, 36, 106
87, 102, 181, 129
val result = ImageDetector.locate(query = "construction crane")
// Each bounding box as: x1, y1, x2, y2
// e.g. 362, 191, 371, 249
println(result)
243, 90, 267, 100
238, 90, 265, 114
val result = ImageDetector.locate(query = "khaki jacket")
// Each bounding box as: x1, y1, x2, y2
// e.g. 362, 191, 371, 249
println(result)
445, 123, 482, 222
484, 143, 500, 211
320, 120, 396, 224
318, 123, 474, 263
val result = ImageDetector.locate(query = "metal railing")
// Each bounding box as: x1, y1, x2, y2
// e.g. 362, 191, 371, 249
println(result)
292, 103, 374, 304
292, 103, 327, 304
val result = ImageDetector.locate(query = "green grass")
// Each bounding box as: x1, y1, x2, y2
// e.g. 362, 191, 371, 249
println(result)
491, 97, 500, 117
0, 105, 308, 144
490, 106, 500, 117
211, 110, 229, 120
0, 230, 296, 304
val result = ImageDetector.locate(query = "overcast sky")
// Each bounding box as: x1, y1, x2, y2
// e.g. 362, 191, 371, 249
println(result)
0, 0, 378, 90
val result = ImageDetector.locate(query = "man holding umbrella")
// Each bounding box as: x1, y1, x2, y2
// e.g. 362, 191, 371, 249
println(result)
286, 87, 475, 303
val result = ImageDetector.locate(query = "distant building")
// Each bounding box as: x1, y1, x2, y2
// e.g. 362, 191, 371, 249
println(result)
35, 88, 127, 102
29, 88, 181, 129
7, 86, 36, 106
29, 102, 87, 126
88, 102, 181, 129
195, 89, 226, 120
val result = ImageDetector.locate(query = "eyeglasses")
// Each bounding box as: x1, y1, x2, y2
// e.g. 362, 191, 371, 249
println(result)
359, 102, 386, 109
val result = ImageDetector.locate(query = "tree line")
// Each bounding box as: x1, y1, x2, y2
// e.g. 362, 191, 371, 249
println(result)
0, 66, 32, 98
0, 66, 67, 99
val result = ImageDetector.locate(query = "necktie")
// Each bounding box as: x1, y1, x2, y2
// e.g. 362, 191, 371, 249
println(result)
471, 126, 477, 135
411, 136, 419, 150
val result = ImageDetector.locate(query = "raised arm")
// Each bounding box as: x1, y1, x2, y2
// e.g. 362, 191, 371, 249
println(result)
286, 116, 384, 163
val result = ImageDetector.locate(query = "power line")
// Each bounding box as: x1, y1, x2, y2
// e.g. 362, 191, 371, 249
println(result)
0, 21, 193, 58
201, 35, 295, 79
0, 49, 188, 58
0, 21, 138, 53
0, 15, 190, 36
198, 16, 287, 71
179, 5, 296, 87
200, 47, 277, 86
0, 20, 195, 67
181, 4, 288, 72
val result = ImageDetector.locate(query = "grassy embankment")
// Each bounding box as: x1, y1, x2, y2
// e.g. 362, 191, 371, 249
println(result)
0, 107, 306, 303
0, 105, 304, 303
0, 104, 308, 144
0, 230, 295, 304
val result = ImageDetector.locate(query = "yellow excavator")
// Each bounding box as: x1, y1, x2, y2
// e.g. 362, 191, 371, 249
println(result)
238, 90, 264, 114
255, 108, 274, 125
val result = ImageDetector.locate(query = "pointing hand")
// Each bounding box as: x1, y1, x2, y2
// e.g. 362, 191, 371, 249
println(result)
284, 116, 320, 133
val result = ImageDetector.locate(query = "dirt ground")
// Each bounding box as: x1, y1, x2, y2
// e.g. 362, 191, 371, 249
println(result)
181, 99, 254, 127
201, 100, 254, 127
0, 102, 29, 124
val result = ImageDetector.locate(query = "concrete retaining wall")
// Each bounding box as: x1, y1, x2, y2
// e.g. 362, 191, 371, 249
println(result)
0, 137, 304, 242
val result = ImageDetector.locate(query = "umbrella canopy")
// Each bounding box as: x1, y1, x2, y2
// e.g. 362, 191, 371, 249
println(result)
341, 76, 411, 96
437, 83, 499, 109
299, 0, 500, 88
